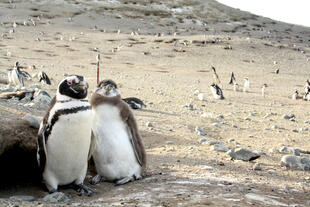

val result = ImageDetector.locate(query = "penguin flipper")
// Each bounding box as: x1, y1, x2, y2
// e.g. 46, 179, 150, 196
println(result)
43, 72, 51, 85
72, 184, 95, 196
37, 124, 47, 175
37, 97, 56, 174
90, 174, 105, 185
88, 131, 96, 160
120, 102, 146, 168
114, 176, 135, 186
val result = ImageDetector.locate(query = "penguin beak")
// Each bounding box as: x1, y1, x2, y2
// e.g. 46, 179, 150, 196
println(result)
71, 80, 89, 93
104, 84, 115, 95
80, 81, 89, 90
105, 85, 112, 94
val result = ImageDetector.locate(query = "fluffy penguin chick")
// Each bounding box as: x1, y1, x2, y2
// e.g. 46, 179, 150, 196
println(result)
210, 83, 224, 99
90, 79, 146, 186
37, 75, 94, 196
292, 90, 298, 100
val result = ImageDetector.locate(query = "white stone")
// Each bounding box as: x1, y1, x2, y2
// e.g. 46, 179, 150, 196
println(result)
197, 93, 207, 101
211, 144, 229, 152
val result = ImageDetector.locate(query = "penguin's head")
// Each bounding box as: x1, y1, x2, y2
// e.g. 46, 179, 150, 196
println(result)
211, 66, 216, 73
210, 83, 216, 88
58, 75, 89, 99
94, 79, 120, 97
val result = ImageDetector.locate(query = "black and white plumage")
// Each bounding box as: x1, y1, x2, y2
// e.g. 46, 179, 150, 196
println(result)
261, 84, 267, 97
211, 66, 221, 85
292, 90, 299, 100
274, 69, 279, 74
229, 72, 236, 85
122, 97, 146, 109
210, 83, 224, 99
243, 78, 250, 92
38, 71, 51, 85
304, 80, 310, 94
304, 92, 310, 101
90, 79, 146, 186
8, 62, 31, 86
37, 75, 94, 196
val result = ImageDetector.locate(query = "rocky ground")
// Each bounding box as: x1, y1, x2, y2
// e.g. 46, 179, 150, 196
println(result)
1, 0, 310, 206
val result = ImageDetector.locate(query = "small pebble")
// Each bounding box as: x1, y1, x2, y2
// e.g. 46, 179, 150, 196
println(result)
253, 163, 262, 171
146, 121, 153, 127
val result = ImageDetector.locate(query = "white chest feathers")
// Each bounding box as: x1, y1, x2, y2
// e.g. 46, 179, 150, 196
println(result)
92, 104, 141, 180
44, 102, 92, 187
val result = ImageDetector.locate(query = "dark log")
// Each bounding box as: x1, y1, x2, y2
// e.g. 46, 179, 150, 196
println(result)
0, 91, 34, 100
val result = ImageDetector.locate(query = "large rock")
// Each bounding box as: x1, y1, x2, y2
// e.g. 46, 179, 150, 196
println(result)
25, 90, 51, 109
22, 115, 41, 129
211, 143, 229, 152
0, 110, 40, 185
280, 155, 310, 171
279, 146, 300, 156
42, 192, 70, 203
227, 148, 260, 161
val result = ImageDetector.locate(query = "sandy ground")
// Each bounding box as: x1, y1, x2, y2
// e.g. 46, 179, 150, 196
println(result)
1, 0, 310, 206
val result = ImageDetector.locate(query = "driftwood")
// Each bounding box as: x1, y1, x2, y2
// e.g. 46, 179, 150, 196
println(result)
0, 91, 34, 100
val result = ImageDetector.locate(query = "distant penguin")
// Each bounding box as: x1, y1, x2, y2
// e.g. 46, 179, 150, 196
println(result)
233, 83, 239, 92
304, 93, 310, 101
304, 80, 310, 94
38, 71, 51, 85
261, 84, 267, 97
211, 66, 221, 85
304, 91, 310, 101
90, 79, 146, 186
292, 90, 298, 100
210, 83, 224, 99
274, 69, 279, 74
243, 78, 250, 92
122, 97, 146, 109
229, 72, 236, 85
8, 62, 30, 86
37, 75, 94, 195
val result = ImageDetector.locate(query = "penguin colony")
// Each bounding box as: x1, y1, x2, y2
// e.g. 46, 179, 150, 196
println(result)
37, 75, 146, 195
7, 61, 309, 195
209, 66, 310, 101
8, 62, 51, 86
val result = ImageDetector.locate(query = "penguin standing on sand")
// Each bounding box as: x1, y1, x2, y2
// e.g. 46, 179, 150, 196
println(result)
274, 69, 279, 74
292, 90, 298, 100
37, 75, 94, 196
304, 80, 310, 94
38, 71, 51, 85
243, 78, 250, 92
211, 66, 221, 86
233, 83, 239, 92
261, 84, 267, 97
8, 62, 31, 86
90, 79, 146, 186
229, 72, 236, 85
210, 83, 224, 99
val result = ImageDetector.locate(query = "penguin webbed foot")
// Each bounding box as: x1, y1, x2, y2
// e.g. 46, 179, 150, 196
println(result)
115, 176, 134, 186
90, 174, 105, 185
48, 188, 57, 194
73, 184, 95, 196
115, 174, 141, 186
